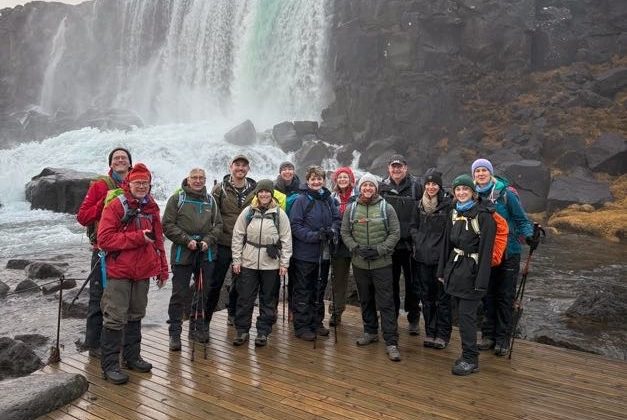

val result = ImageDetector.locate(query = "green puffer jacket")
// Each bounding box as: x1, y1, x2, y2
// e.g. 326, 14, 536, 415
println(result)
162, 183, 223, 265
340, 195, 400, 270
212, 176, 257, 247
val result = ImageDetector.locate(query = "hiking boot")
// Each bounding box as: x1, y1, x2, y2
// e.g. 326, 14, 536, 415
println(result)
452, 360, 480, 376
169, 336, 181, 352
478, 337, 495, 351
433, 338, 448, 349
126, 357, 152, 373
88, 347, 101, 359
386, 345, 401, 362
227, 315, 235, 326
356, 333, 379, 346
329, 313, 341, 327
298, 331, 316, 341
254, 334, 268, 347
233, 332, 249, 346
103, 368, 129, 385
317, 325, 330, 337
423, 337, 435, 348
408, 322, 419, 336
494, 343, 510, 357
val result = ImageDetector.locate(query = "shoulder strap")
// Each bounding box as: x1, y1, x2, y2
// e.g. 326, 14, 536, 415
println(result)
379, 199, 389, 233
348, 201, 358, 226
101, 176, 116, 190
176, 190, 186, 210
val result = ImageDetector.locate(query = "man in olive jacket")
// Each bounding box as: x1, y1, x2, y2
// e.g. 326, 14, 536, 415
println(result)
163, 168, 222, 351
341, 174, 402, 361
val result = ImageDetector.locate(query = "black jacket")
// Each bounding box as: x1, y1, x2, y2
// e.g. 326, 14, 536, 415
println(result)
379, 175, 422, 250
437, 199, 496, 299
410, 193, 451, 265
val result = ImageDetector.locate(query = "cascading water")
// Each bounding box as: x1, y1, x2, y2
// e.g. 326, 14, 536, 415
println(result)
0, 0, 334, 259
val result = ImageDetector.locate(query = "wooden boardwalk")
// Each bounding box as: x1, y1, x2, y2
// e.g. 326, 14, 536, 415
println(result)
43, 305, 627, 419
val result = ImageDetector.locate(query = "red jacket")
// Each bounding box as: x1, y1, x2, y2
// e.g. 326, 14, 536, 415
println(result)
97, 189, 168, 281
77, 170, 123, 227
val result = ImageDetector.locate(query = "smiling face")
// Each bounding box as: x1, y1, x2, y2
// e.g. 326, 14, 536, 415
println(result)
307, 175, 324, 191
257, 189, 273, 206
129, 179, 150, 199
110, 150, 131, 176
360, 181, 377, 199
424, 181, 440, 198
229, 159, 250, 182
280, 166, 295, 183
187, 169, 206, 192
454, 185, 474, 203
336, 172, 351, 191
473, 166, 492, 187
388, 162, 407, 183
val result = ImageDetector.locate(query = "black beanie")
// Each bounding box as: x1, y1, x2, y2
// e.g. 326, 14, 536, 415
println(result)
108, 147, 132, 166
423, 168, 443, 188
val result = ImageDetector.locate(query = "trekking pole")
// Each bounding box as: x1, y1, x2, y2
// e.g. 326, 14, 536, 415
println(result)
313, 241, 326, 350
281, 274, 287, 324
329, 263, 338, 344
198, 255, 208, 360
48, 275, 64, 364
190, 247, 203, 361
67, 258, 101, 312
509, 223, 545, 359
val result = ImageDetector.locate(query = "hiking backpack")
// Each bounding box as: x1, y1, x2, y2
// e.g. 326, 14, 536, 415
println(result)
451, 208, 509, 267
85, 176, 118, 244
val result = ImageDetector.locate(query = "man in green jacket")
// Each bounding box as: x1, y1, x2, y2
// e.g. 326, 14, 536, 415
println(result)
341, 174, 402, 361
163, 168, 223, 351
212, 155, 257, 325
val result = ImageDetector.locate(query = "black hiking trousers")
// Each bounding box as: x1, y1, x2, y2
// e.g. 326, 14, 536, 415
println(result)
392, 248, 420, 324
455, 296, 481, 364
417, 262, 452, 341
85, 250, 103, 349
292, 258, 329, 336
212, 244, 233, 317
235, 267, 280, 336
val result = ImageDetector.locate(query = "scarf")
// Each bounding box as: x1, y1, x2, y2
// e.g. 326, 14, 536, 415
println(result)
475, 180, 494, 194
336, 189, 353, 215
421, 191, 438, 214
456, 199, 476, 212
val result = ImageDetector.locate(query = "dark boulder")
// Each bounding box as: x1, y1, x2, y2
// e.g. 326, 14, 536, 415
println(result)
0, 337, 43, 380
591, 67, 627, 98
272, 121, 300, 152
585, 132, 626, 175
41, 278, 76, 295
294, 140, 331, 172
359, 138, 399, 171
335, 144, 356, 167
61, 287, 89, 318
25, 167, 98, 214
437, 149, 470, 187
74, 107, 144, 131
318, 109, 348, 145
565, 283, 627, 324
6, 259, 33, 270
546, 168, 613, 214
554, 150, 587, 171
14, 279, 40, 294
293, 121, 319, 139
223, 119, 257, 146
13, 334, 49, 348
0, 281, 8, 298
0, 373, 88, 420
498, 160, 551, 213
25, 262, 65, 279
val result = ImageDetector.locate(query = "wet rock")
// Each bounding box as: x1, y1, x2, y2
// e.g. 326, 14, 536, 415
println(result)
585, 132, 626, 176
5, 259, 33, 270
0, 281, 8, 298
0, 372, 88, 420
591, 67, 627, 98
272, 121, 300, 152
41, 278, 76, 295
223, 119, 256, 146
25, 262, 65, 279
546, 168, 612, 214
359, 137, 399, 170
25, 167, 98, 214
0, 337, 43, 380
61, 287, 89, 318
565, 284, 627, 324
498, 160, 551, 213
335, 144, 356, 166
13, 334, 49, 348
294, 140, 331, 171
15, 279, 40, 294
554, 150, 587, 171
74, 107, 144, 131
533, 330, 600, 355
293, 121, 318, 139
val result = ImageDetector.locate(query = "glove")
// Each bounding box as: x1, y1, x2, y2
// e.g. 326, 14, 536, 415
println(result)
318, 228, 330, 242
358, 247, 379, 260
525, 235, 539, 250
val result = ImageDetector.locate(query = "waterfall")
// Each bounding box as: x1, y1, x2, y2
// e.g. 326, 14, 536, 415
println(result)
39, 16, 68, 114
37, 0, 332, 127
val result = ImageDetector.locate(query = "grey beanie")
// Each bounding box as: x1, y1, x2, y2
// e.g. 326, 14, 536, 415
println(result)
357, 174, 379, 191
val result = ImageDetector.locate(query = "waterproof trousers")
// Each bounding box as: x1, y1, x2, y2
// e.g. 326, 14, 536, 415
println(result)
392, 249, 420, 323
417, 262, 452, 341
85, 250, 103, 349
481, 254, 521, 346
328, 255, 352, 318
353, 265, 398, 346
235, 267, 280, 336
454, 297, 481, 364
292, 258, 329, 336
212, 244, 233, 320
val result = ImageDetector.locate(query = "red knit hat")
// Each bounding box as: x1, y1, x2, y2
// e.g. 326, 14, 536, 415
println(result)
128, 163, 151, 183
332, 167, 355, 187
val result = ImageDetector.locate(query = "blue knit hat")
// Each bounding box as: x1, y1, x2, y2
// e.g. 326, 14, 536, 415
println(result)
471, 158, 493, 175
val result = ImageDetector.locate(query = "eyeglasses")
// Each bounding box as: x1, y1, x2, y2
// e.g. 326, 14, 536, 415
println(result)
189, 176, 206, 181
130, 181, 150, 187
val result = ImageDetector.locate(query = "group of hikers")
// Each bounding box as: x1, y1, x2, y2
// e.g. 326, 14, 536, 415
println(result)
76, 146, 537, 385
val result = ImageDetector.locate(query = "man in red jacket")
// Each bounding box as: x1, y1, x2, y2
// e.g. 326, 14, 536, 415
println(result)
76, 147, 132, 358
97, 163, 169, 385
